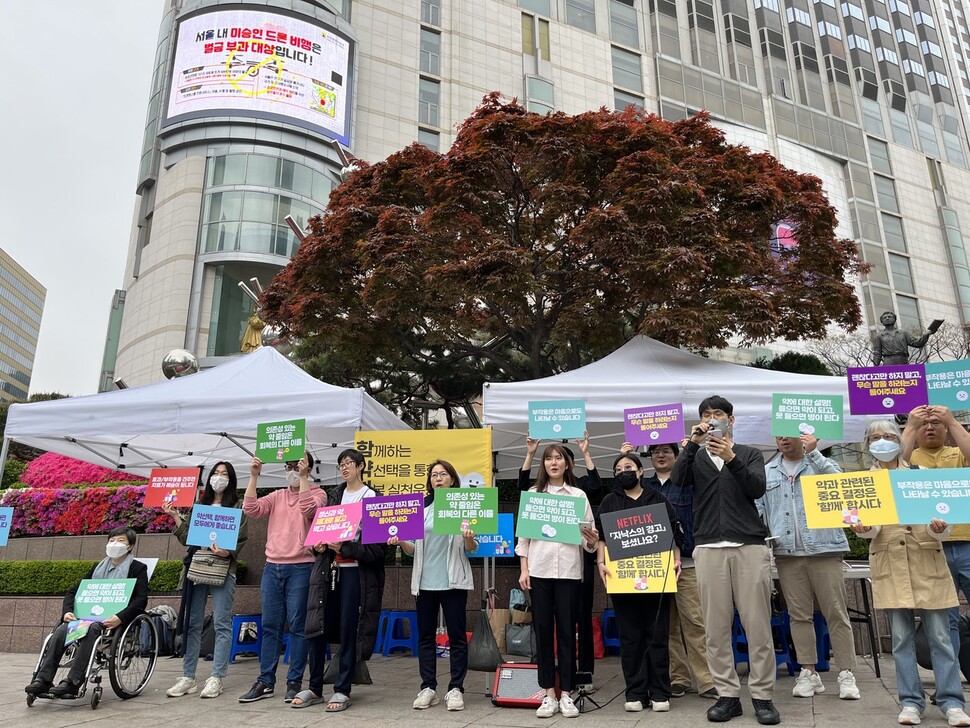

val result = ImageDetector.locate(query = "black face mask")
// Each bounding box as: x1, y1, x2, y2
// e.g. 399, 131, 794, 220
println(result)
615, 471, 640, 491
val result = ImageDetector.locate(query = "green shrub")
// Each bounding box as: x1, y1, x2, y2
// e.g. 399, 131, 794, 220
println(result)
845, 528, 870, 559
2, 459, 26, 489
0, 559, 247, 595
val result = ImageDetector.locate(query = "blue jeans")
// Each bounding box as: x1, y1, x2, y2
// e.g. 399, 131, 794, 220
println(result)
259, 562, 312, 687
889, 608, 965, 714
182, 573, 236, 679
943, 542, 970, 656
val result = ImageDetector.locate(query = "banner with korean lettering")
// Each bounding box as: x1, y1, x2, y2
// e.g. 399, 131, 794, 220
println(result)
255, 418, 306, 463
144, 467, 201, 508
846, 365, 928, 415
354, 429, 492, 496
515, 491, 584, 545
469, 513, 515, 557
604, 551, 678, 594
0, 506, 12, 547
771, 394, 843, 439
186, 504, 242, 549
528, 400, 587, 440
891, 468, 970, 524
623, 404, 685, 447
602, 504, 674, 560
801, 470, 898, 528
926, 360, 970, 409
432, 487, 499, 535
360, 494, 423, 544
305, 502, 362, 546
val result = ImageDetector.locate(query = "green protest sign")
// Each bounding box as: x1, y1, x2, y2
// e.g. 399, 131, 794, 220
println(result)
432, 487, 499, 535
771, 394, 844, 439
515, 491, 584, 545
74, 579, 136, 621
255, 418, 306, 462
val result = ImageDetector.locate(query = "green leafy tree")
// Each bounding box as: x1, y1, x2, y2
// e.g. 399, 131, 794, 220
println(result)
263, 96, 865, 416
750, 351, 832, 375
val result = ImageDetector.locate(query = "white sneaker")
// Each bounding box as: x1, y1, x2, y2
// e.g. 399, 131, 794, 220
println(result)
624, 700, 644, 712
413, 687, 439, 709
559, 694, 579, 718
947, 708, 970, 727
199, 677, 223, 699
838, 670, 860, 700
792, 668, 825, 697
166, 677, 198, 697
445, 688, 464, 711
652, 699, 671, 712
536, 696, 560, 718
898, 706, 922, 725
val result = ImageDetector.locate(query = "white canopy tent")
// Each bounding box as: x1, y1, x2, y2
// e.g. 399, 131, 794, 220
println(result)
3, 347, 409, 484
482, 337, 869, 478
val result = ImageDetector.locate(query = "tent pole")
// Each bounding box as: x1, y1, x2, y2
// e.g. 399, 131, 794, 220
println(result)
0, 437, 10, 483
222, 433, 254, 457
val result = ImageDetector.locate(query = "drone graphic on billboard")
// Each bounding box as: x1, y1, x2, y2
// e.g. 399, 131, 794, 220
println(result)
164, 9, 354, 145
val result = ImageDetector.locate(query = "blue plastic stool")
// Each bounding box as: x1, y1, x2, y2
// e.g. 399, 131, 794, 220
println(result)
731, 611, 797, 676
375, 610, 391, 654
229, 614, 262, 664
813, 612, 831, 671
601, 609, 621, 654
381, 610, 419, 656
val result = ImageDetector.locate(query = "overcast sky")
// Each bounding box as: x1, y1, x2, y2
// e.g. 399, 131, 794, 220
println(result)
0, 1, 165, 396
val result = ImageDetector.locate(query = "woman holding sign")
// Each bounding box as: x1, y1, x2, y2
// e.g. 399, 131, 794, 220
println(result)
516, 443, 599, 719
164, 462, 248, 700
852, 420, 970, 727
595, 453, 683, 713
388, 459, 477, 711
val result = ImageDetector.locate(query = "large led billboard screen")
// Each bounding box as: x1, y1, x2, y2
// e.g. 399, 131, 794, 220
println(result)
164, 9, 354, 145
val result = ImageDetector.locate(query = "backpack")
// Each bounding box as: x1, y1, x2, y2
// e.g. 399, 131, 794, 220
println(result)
198, 613, 216, 659
141, 613, 176, 656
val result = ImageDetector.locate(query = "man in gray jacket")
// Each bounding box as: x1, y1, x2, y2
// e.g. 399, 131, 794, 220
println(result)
758, 433, 860, 701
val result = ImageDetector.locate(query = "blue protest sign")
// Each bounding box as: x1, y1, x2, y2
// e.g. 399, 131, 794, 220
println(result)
528, 399, 586, 439
187, 504, 241, 549
0, 507, 12, 546
926, 360, 970, 409
468, 513, 514, 558
891, 468, 970, 524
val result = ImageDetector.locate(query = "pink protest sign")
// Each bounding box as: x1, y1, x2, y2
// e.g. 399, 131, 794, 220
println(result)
304, 502, 362, 546
623, 404, 685, 447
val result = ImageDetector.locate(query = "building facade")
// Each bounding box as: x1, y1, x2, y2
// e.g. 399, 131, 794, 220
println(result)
0, 249, 45, 402
109, 0, 970, 386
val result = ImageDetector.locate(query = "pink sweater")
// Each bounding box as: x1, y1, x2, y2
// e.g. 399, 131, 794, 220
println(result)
243, 488, 326, 564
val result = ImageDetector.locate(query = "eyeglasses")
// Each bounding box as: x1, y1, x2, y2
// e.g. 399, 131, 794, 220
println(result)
338, 461, 355, 470
923, 421, 945, 429
430, 470, 450, 480
613, 465, 638, 475
868, 433, 900, 443
283, 463, 300, 471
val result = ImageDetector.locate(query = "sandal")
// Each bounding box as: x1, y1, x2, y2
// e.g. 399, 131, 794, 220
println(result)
291, 689, 325, 708
325, 692, 351, 712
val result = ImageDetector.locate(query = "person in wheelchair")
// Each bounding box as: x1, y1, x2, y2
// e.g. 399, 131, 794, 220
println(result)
25, 527, 149, 697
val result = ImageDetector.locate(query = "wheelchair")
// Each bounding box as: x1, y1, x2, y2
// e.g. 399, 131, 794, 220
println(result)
27, 613, 159, 709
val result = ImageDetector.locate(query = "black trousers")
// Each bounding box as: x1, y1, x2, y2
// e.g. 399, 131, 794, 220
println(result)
415, 589, 468, 693
307, 566, 361, 697
36, 621, 105, 685
613, 592, 671, 703
531, 576, 581, 691
578, 551, 596, 674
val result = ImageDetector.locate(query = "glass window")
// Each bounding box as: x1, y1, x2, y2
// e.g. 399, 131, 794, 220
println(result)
523, 13, 537, 55
206, 191, 244, 223
526, 77, 555, 113
280, 160, 314, 196
874, 174, 900, 212
876, 46, 899, 64
889, 253, 915, 293
538, 18, 551, 59
420, 28, 441, 75
245, 155, 280, 187
914, 11, 936, 26
419, 77, 440, 127
421, 0, 440, 25
882, 213, 907, 251
312, 170, 333, 204
848, 34, 872, 51
611, 45, 644, 92
842, 2, 865, 19
203, 222, 240, 253
896, 294, 921, 330
566, 0, 596, 31
867, 136, 892, 173
207, 262, 284, 357
869, 15, 892, 32
418, 127, 440, 151
788, 7, 812, 25
889, 0, 911, 14
903, 58, 926, 76
277, 197, 313, 228
521, 0, 551, 14
614, 88, 645, 109
207, 154, 247, 187
610, 0, 640, 47
243, 191, 278, 222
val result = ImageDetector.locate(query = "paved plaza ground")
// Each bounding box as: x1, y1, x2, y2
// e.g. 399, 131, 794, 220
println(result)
2, 646, 959, 728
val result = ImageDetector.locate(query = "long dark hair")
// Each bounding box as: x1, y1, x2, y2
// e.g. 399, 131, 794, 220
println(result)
535, 444, 578, 493
425, 459, 461, 497
200, 461, 239, 508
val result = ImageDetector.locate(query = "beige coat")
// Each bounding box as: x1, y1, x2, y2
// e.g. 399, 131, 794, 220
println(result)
868, 524, 958, 609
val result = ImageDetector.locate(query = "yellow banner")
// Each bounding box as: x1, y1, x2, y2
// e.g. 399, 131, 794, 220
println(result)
801, 469, 898, 528
604, 550, 678, 594
354, 429, 492, 496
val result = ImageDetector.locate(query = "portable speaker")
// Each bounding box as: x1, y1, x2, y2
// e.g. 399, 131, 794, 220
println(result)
491, 663, 553, 707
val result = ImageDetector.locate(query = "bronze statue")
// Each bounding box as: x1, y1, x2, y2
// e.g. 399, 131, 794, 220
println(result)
871, 311, 942, 365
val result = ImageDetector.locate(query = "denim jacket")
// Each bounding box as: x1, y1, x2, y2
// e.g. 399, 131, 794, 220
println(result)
757, 449, 848, 556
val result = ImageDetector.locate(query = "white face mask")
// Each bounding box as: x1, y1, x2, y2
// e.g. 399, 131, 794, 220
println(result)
869, 438, 901, 463
286, 470, 301, 488
106, 542, 129, 559
211, 475, 229, 493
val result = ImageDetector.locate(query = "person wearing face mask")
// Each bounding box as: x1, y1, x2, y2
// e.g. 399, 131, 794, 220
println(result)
670, 395, 779, 725
25, 527, 149, 697
757, 434, 859, 701
239, 452, 325, 704
164, 462, 248, 699
596, 453, 683, 713
387, 459, 477, 712
856, 419, 970, 727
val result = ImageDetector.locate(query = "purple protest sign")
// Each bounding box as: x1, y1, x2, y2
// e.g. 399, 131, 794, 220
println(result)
623, 404, 685, 447
361, 493, 425, 544
846, 364, 928, 415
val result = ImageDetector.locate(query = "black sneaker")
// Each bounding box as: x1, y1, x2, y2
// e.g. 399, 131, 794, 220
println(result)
707, 696, 743, 722
284, 681, 301, 703
752, 699, 781, 725
671, 684, 689, 698
700, 688, 720, 699
48, 680, 81, 697
239, 681, 274, 703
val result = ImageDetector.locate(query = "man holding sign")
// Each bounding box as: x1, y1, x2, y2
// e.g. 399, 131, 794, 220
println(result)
25, 528, 149, 697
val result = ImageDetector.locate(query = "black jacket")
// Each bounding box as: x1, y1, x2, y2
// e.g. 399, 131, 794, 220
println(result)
595, 485, 684, 554
63, 558, 150, 627
670, 441, 768, 546
304, 484, 386, 660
